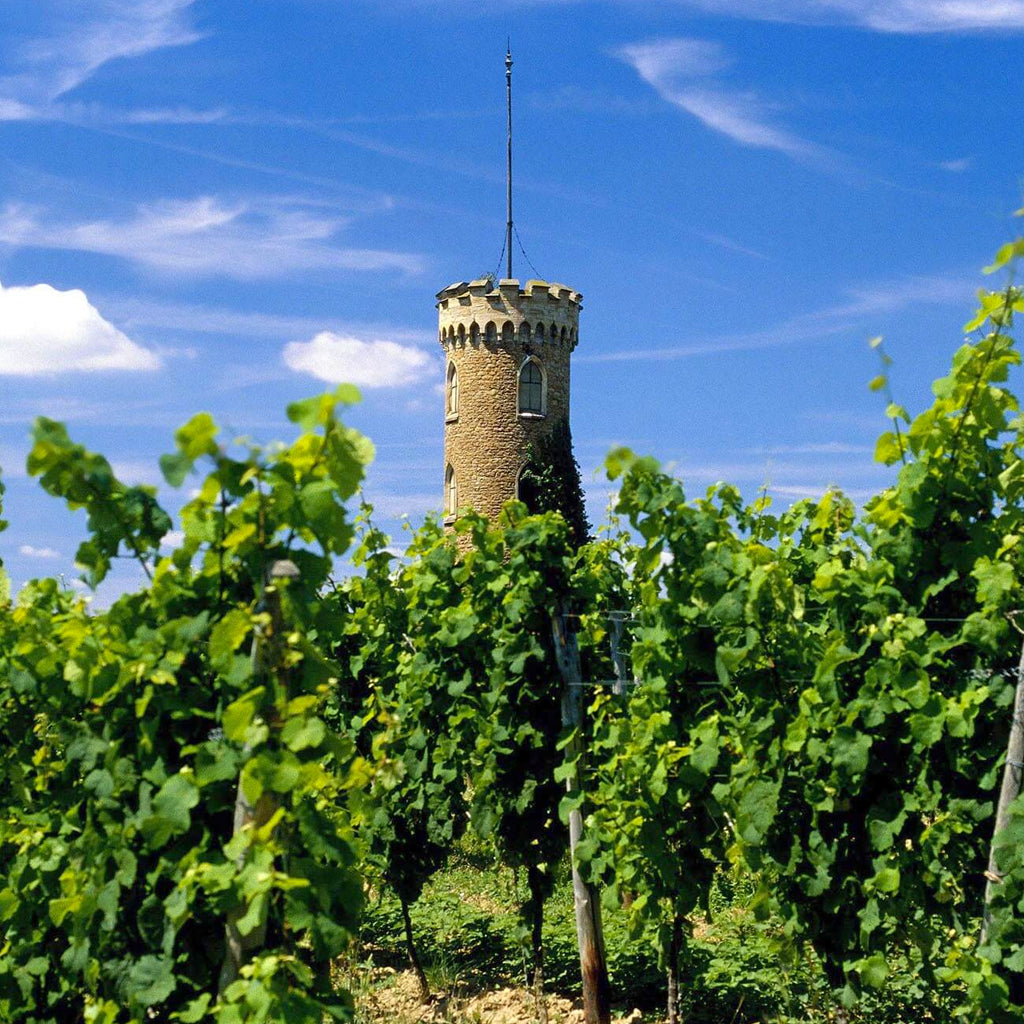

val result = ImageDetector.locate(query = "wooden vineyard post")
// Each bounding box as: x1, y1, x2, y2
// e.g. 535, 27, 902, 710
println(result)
551, 606, 612, 1024
982, 631, 1024, 945
219, 559, 299, 994
609, 612, 629, 697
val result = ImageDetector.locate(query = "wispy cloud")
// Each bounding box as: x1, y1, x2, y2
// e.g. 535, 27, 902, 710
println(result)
579, 445, 888, 507
0, 444, 28, 479
615, 38, 833, 166
652, 1, 1024, 34
283, 332, 436, 389
110, 459, 165, 487
0, 196, 424, 279
0, 278, 161, 375
432, 0, 1024, 34
0, 99, 39, 121
770, 483, 877, 500
694, 230, 770, 261
740, 441, 874, 455
660, 444, 890, 503
581, 272, 970, 363
19, 544, 61, 559
0, 1, 203, 113
939, 156, 974, 173
0, 396, 179, 427
100, 295, 434, 344
363, 491, 442, 520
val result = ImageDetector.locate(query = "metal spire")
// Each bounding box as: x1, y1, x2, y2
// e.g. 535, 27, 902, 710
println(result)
505, 43, 513, 281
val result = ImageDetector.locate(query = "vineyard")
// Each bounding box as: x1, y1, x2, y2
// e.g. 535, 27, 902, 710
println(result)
5, 230, 1024, 1024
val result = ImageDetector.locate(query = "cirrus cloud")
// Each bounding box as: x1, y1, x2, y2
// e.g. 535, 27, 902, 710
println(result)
615, 38, 833, 166
0, 279, 161, 375
0, 196, 424, 280
283, 331, 435, 389
0, 0, 202, 108
651, 0, 1024, 34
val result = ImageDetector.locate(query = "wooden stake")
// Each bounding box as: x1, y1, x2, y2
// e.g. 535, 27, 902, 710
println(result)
551, 606, 612, 1024
609, 613, 629, 698
219, 560, 298, 994
982, 633, 1024, 945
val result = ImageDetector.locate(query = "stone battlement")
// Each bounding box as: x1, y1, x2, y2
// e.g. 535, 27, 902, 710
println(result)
437, 276, 581, 352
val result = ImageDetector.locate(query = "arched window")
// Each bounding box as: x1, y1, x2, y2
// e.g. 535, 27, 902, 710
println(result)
518, 358, 545, 415
446, 362, 459, 416
485, 321, 497, 343
520, 322, 532, 344
517, 465, 542, 513
535, 322, 545, 341
501, 320, 515, 344
445, 464, 457, 515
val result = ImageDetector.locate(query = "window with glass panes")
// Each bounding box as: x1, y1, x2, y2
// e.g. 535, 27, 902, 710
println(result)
518, 360, 543, 414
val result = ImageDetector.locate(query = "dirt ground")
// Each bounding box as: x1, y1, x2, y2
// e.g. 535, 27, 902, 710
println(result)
353, 968, 648, 1024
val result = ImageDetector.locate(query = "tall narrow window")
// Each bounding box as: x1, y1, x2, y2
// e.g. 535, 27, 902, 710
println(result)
518, 359, 544, 415
446, 362, 459, 416
445, 464, 457, 515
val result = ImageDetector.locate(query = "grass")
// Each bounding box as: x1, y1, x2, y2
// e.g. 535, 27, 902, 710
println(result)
345, 836, 958, 1023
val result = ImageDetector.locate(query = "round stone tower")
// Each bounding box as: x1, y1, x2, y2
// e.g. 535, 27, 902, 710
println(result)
437, 276, 582, 522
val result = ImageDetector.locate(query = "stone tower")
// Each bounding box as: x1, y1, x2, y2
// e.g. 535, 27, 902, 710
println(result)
437, 276, 582, 523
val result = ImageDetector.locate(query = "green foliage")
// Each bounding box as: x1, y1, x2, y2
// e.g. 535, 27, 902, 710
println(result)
343, 506, 582, 953
517, 419, 590, 546
585, 231, 1024, 1018
329, 512, 469, 914
0, 389, 370, 1022
29, 418, 172, 586
9, 225, 1024, 1024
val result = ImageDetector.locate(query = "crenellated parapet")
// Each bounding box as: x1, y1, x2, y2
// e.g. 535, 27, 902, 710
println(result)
437, 272, 581, 526
437, 277, 582, 351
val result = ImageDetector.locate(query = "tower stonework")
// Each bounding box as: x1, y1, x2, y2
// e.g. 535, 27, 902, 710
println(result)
438, 276, 581, 523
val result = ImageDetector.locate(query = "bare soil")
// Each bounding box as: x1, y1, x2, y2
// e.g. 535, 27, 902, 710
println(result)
352, 967, 648, 1024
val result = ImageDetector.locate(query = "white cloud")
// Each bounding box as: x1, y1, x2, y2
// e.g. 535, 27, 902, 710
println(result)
695, 231, 770, 260
618, 38, 734, 80
365, 491, 442, 519
0, 196, 424, 279
582, 271, 971, 363
616, 38, 828, 164
100, 295, 434, 346
111, 459, 163, 486
0, 99, 40, 121
0, 279, 161, 375
0, 444, 27, 478
770, 483, 877, 500
160, 530, 185, 550
939, 156, 974, 172
19, 544, 61, 559
283, 331, 435, 388
741, 441, 874, 455
0, 0, 202, 110
467, 0, 1024, 33
654, 0, 1024, 33
121, 105, 228, 124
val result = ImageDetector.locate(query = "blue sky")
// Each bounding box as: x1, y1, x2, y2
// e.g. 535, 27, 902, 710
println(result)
2, 0, 1024, 598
